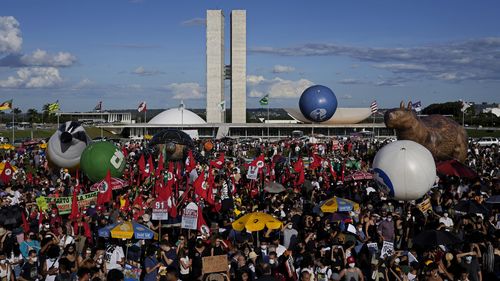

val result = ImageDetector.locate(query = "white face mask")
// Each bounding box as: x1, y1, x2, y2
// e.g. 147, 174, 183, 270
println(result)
348, 263, 355, 268
269, 259, 275, 265
408, 273, 417, 280
261, 245, 267, 250
287, 225, 293, 229
0, 260, 6, 265
31, 257, 38, 263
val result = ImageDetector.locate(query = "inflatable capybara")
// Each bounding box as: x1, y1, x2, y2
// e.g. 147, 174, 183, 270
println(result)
384, 101, 468, 163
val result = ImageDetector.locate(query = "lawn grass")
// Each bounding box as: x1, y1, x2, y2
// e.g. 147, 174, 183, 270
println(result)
0, 127, 116, 140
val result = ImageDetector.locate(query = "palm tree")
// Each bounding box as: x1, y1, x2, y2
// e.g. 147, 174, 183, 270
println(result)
27, 108, 39, 123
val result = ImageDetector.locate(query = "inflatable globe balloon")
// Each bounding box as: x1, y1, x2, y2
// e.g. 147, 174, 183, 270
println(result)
299, 85, 338, 122
80, 141, 125, 182
46, 121, 91, 170
372, 140, 436, 201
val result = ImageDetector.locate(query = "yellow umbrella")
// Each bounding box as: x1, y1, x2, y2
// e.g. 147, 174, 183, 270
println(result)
110, 221, 135, 239
39, 143, 48, 149
320, 197, 360, 213
232, 212, 283, 232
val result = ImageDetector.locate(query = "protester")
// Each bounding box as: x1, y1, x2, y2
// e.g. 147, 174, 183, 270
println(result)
0, 136, 499, 281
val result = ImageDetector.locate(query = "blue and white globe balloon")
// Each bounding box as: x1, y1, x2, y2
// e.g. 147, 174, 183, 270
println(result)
372, 140, 436, 201
299, 85, 338, 122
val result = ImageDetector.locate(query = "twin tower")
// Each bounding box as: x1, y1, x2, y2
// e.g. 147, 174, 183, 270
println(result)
206, 10, 246, 124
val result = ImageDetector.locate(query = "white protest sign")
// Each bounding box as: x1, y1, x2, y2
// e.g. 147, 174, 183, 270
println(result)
380, 241, 394, 259
181, 202, 199, 230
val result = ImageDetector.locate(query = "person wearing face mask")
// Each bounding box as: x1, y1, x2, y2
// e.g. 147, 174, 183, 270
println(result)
42, 245, 60, 281
338, 256, 364, 281
20, 232, 41, 260
19, 250, 40, 281
377, 214, 395, 243
457, 251, 481, 281
0, 251, 15, 281
282, 222, 298, 249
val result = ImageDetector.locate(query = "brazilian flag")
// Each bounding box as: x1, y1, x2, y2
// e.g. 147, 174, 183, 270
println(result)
47, 101, 60, 114
259, 95, 269, 106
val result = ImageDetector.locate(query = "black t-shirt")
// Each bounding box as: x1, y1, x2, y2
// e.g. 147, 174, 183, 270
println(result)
20, 262, 39, 281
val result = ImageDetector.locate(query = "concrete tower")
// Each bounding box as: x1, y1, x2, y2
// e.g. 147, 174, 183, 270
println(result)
206, 9, 246, 124
206, 10, 225, 123
230, 10, 247, 123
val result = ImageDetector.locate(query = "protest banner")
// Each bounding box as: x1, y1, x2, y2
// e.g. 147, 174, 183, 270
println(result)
181, 202, 198, 230
152, 200, 169, 221
202, 255, 229, 274
37, 192, 98, 215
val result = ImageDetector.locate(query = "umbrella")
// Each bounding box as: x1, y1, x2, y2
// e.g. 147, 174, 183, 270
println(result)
264, 182, 286, 194
91, 177, 129, 191
436, 160, 478, 179
232, 212, 283, 232
320, 197, 360, 213
413, 230, 462, 248
454, 200, 489, 215
98, 221, 156, 240
486, 195, 500, 204
345, 171, 373, 181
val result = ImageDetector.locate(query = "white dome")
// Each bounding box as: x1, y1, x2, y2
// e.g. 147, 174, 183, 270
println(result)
148, 108, 206, 125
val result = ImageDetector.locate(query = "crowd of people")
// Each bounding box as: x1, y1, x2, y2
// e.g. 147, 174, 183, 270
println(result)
0, 134, 499, 281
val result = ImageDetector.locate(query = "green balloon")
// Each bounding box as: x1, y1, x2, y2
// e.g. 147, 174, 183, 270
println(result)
80, 141, 125, 182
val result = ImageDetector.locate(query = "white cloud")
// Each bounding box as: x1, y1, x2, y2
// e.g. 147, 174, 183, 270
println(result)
0, 16, 22, 54
272, 65, 295, 73
19, 49, 77, 67
247, 75, 266, 85
131, 66, 162, 76
247, 75, 314, 98
73, 78, 93, 89
165, 82, 204, 99
267, 77, 314, 98
372, 63, 427, 72
181, 17, 206, 27
0, 67, 63, 88
341, 94, 353, 99
249, 90, 264, 97
338, 78, 365, 85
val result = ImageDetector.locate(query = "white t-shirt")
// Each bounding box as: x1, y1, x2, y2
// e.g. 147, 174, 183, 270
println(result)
439, 216, 454, 228
105, 245, 125, 271
44, 258, 59, 281
179, 256, 190, 275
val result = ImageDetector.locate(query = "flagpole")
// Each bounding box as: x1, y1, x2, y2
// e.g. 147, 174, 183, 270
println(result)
267, 103, 270, 141
11, 108, 14, 145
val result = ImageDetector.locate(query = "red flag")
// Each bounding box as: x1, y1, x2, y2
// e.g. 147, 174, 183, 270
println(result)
69, 188, 79, 220
75, 169, 81, 193
310, 154, 323, 170
0, 162, 13, 183
293, 158, 304, 173
121, 146, 128, 158
138, 154, 146, 179
250, 154, 265, 168
97, 170, 113, 205
147, 155, 154, 177
157, 163, 173, 200
193, 170, 207, 200
22, 211, 30, 233
197, 206, 210, 236
156, 153, 164, 178
210, 153, 225, 169
185, 150, 196, 173
206, 168, 215, 205
168, 198, 177, 218
296, 169, 305, 186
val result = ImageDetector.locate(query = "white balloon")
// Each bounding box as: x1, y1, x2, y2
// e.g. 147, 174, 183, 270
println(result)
373, 140, 436, 201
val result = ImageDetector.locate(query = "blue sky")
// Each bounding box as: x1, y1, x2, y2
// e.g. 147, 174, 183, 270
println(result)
0, 0, 499, 112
